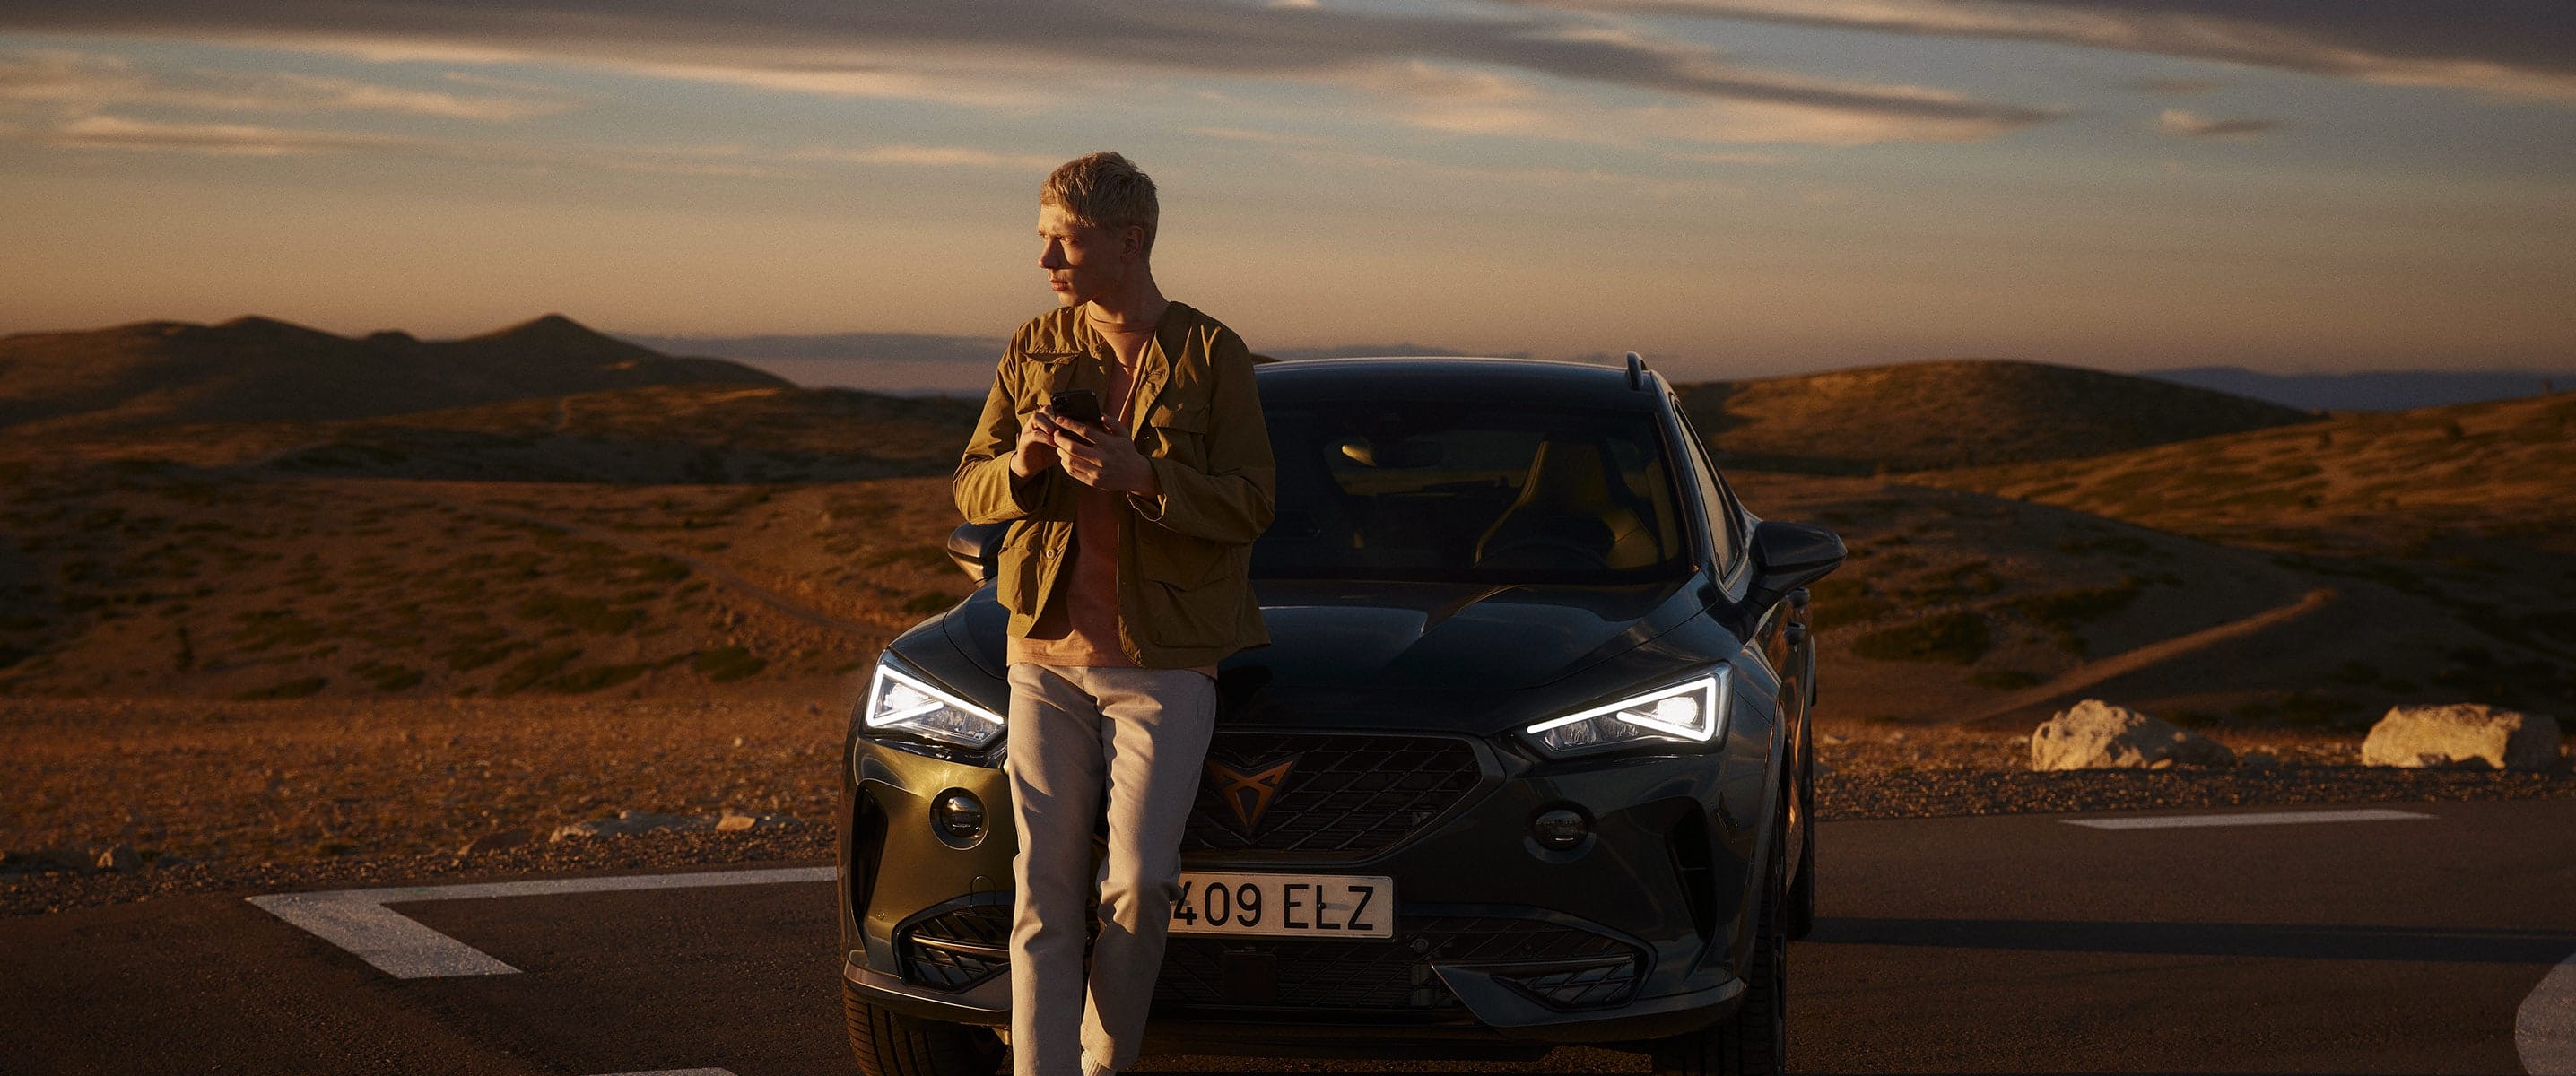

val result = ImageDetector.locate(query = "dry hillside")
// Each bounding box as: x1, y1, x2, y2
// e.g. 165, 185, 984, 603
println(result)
0, 314, 787, 438
4, 334, 2571, 883
1678, 359, 2316, 474
1735, 473, 2575, 731
0, 382, 984, 484
0, 464, 972, 701
1919, 392, 2576, 557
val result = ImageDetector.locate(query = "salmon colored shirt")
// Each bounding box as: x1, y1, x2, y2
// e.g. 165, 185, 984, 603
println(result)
1006, 350, 1218, 679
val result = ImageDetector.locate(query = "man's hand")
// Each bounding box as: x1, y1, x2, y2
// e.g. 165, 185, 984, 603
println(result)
1054, 415, 1162, 498
1009, 407, 1065, 478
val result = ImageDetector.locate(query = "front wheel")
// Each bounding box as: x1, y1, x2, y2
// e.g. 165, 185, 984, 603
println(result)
1785, 749, 1817, 941
1653, 831, 1788, 1076
843, 981, 1006, 1076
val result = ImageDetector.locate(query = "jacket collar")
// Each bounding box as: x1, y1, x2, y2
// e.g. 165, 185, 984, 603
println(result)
1070, 300, 1188, 431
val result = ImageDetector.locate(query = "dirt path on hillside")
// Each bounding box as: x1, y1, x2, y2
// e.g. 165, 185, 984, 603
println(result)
413, 492, 883, 638
1960, 587, 2340, 727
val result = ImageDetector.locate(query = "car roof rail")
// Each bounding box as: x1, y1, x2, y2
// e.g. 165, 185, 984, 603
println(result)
1626, 351, 1647, 389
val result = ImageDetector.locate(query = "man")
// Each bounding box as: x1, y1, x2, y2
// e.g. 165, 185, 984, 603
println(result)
953, 152, 1274, 1076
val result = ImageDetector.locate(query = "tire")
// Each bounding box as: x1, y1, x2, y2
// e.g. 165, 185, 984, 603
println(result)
843, 980, 1006, 1076
1784, 746, 1818, 941
1653, 827, 1788, 1076
1784, 812, 1816, 941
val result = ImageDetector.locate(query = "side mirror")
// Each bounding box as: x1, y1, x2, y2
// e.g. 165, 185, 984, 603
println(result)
947, 522, 1009, 584
1742, 521, 1845, 616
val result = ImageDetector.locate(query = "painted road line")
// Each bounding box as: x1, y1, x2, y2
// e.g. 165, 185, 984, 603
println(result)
2522, 950, 2576, 1075
2062, 808, 2435, 830
248, 866, 835, 978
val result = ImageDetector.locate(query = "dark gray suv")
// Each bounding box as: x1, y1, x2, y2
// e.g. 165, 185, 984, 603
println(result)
837, 356, 1842, 1076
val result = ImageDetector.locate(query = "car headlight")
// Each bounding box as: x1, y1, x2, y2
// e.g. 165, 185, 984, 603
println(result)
864, 663, 1005, 749
1524, 670, 1731, 756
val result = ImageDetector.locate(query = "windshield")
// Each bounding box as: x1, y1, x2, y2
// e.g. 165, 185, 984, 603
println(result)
1253, 401, 1689, 583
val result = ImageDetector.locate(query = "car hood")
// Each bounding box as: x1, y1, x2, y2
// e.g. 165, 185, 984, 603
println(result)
942, 577, 1703, 692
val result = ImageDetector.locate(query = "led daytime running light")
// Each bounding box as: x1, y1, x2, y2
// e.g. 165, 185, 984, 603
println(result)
1525, 670, 1730, 753
866, 663, 1005, 748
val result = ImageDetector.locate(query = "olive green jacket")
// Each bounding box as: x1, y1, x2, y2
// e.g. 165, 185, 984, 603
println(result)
953, 301, 1274, 668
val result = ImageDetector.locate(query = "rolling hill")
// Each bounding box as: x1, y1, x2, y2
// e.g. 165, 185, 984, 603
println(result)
2146, 367, 2571, 412
1919, 391, 2576, 557
0, 381, 986, 484
1675, 359, 2317, 474
0, 337, 2563, 726
0, 314, 789, 438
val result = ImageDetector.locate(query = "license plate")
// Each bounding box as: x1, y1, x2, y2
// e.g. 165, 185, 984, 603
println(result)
1170, 872, 1394, 940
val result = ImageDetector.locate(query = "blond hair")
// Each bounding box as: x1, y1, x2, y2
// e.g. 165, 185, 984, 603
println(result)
1041, 152, 1159, 257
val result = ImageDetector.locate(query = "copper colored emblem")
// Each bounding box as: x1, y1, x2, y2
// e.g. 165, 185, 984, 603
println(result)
1205, 756, 1301, 832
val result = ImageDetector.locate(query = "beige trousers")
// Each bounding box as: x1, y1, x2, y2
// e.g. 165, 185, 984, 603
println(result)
1003, 663, 1218, 1076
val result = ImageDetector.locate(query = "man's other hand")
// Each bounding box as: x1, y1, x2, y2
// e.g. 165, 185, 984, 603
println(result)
1010, 408, 1065, 478
1056, 416, 1162, 497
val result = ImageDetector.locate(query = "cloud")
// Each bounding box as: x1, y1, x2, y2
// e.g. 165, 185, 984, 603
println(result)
0, 0, 2060, 143
0, 109, 796, 174
1279, 146, 1751, 200
0, 49, 574, 120
1507, 0, 2576, 101
2135, 76, 2218, 94
2154, 108, 2281, 139
789, 143, 1062, 169
30, 113, 415, 154
1184, 126, 1333, 146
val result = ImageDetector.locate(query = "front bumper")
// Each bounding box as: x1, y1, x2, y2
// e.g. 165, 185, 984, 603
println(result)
838, 725, 1774, 1051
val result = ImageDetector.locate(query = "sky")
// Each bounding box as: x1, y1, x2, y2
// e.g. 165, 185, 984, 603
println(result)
1, 1, 2572, 391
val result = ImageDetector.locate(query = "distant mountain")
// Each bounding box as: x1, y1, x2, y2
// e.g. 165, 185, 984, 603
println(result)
2145, 367, 2571, 412
1675, 359, 2317, 474
612, 330, 1006, 393
0, 314, 789, 437
606, 334, 1521, 390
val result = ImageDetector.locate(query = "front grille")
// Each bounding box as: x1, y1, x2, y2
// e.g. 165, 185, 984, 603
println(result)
1153, 915, 1643, 1014
898, 901, 1012, 991
1185, 733, 1483, 855
1497, 958, 1642, 1010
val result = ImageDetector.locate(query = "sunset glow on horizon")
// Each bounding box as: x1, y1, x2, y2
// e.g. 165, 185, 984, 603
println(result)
2, 1, 2571, 387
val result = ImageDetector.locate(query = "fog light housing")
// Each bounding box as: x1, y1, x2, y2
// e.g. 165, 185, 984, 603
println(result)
1531, 807, 1589, 851
933, 790, 986, 845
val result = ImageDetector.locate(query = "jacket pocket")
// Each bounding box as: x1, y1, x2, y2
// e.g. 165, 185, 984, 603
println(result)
994, 521, 1048, 616
1137, 577, 1235, 649
1134, 527, 1229, 589
1132, 533, 1244, 648
1142, 395, 1211, 468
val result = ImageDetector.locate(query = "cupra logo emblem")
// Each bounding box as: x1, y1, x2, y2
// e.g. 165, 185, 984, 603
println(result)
1205, 755, 1301, 832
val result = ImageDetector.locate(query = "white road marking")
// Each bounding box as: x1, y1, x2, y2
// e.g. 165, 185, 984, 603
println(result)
2523, 950, 2576, 1075
2061, 807, 2434, 830
248, 866, 835, 978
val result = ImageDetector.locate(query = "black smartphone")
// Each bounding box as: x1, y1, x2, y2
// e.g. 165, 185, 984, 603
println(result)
1048, 389, 1102, 444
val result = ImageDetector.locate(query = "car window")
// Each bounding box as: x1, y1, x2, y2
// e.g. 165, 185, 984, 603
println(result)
1254, 402, 1688, 584
1666, 398, 1742, 577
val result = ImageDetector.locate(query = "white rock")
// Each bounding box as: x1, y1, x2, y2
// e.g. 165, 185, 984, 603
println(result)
2361, 704, 2562, 771
717, 810, 757, 832
2030, 699, 2237, 771
93, 844, 140, 872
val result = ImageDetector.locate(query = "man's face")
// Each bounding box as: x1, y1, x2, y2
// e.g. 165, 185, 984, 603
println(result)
1037, 204, 1134, 308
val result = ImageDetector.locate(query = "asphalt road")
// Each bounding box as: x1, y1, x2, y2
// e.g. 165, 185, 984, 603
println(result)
5, 799, 2572, 1076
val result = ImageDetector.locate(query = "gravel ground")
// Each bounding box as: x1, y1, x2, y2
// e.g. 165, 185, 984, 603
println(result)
0, 824, 836, 917
7, 713, 2568, 917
